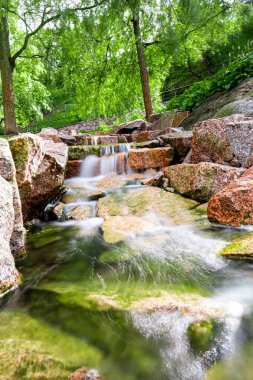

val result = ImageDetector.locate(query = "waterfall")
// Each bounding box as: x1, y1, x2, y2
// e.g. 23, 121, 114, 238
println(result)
81, 143, 132, 177
91, 136, 100, 145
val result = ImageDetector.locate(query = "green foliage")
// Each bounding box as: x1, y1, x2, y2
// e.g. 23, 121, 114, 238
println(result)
166, 54, 253, 111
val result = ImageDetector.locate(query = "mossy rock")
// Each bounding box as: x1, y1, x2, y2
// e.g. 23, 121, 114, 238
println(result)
98, 187, 199, 223
68, 145, 101, 160
188, 319, 217, 354
218, 233, 253, 259
9, 135, 36, 173
214, 99, 253, 118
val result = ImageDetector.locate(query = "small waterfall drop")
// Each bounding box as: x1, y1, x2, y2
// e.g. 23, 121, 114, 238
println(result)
81, 143, 132, 177
91, 136, 99, 145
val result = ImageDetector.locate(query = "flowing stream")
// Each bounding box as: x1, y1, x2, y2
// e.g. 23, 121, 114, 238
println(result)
1, 144, 253, 380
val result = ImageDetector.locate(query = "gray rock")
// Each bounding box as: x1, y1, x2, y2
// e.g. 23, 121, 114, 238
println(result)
0, 176, 20, 293
181, 77, 253, 130
0, 139, 25, 258
191, 115, 253, 168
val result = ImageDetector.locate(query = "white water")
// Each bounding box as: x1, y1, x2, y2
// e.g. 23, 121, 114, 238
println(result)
81, 143, 132, 177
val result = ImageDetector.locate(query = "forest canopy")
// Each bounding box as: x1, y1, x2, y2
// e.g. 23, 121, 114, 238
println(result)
0, 0, 253, 132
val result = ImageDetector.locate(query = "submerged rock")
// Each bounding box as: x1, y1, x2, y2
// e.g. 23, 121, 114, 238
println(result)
98, 187, 199, 242
49, 202, 65, 220
218, 233, 253, 259
129, 147, 174, 170
65, 204, 94, 221
0, 176, 20, 293
98, 187, 198, 219
9, 134, 68, 220
191, 114, 253, 168
188, 319, 217, 354
207, 167, 253, 226
62, 186, 105, 203
0, 138, 25, 257
102, 215, 156, 243
96, 173, 124, 189
164, 163, 244, 202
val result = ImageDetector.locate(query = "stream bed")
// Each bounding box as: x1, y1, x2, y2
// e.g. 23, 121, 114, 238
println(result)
1, 146, 253, 380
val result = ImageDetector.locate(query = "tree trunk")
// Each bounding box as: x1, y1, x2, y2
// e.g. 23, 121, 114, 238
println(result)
0, 2, 18, 134
132, 11, 153, 120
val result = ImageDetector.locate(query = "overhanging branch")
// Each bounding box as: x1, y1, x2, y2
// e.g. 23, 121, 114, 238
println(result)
10, 0, 108, 65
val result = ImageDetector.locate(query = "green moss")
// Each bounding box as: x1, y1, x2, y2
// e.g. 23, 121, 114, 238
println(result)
188, 319, 218, 354
218, 233, 253, 258
68, 145, 101, 160
0, 311, 102, 380
8, 136, 35, 173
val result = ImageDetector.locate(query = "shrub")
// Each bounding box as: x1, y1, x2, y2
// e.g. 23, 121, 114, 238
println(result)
166, 54, 253, 111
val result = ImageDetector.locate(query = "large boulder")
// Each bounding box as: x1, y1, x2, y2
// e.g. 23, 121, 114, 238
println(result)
207, 167, 253, 226
191, 115, 253, 168
164, 163, 244, 202
9, 134, 68, 220
0, 176, 20, 293
214, 98, 253, 119
128, 147, 174, 170
0, 139, 25, 257
181, 77, 253, 130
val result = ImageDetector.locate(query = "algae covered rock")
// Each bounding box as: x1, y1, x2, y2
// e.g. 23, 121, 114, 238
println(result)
102, 215, 156, 244
218, 233, 253, 259
68, 145, 101, 160
98, 187, 200, 242
188, 319, 217, 354
98, 187, 198, 220
9, 134, 68, 220
62, 186, 105, 203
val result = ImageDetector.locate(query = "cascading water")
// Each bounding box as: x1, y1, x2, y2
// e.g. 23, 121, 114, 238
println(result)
91, 136, 100, 145
81, 143, 132, 177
